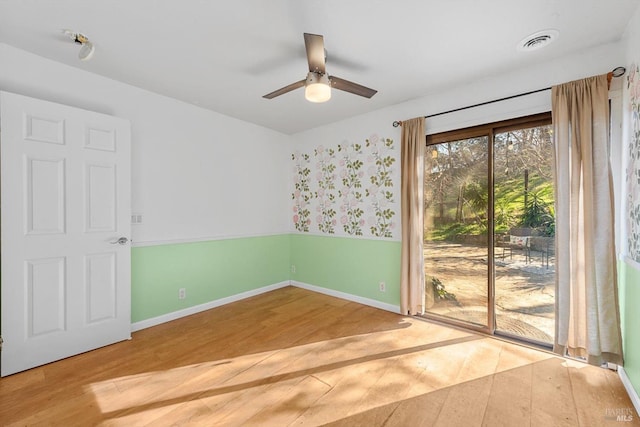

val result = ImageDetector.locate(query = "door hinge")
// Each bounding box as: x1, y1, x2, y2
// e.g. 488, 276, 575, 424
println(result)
0, 336, 3, 351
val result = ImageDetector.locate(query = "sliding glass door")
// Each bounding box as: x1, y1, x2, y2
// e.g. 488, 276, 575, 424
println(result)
423, 114, 555, 345
423, 136, 489, 328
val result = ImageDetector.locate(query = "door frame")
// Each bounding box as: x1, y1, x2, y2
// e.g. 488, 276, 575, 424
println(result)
422, 112, 553, 348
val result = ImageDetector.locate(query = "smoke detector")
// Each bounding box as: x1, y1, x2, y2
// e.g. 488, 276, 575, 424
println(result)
517, 30, 559, 52
62, 29, 95, 61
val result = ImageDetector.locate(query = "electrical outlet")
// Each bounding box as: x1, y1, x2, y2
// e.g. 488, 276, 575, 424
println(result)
291, 265, 296, 274
379, 281, 386, 292
178, 288, 186, 300
131, 213, 143, 224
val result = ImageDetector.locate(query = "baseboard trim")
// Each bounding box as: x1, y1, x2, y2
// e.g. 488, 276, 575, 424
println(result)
619, 366, 640, 415
290, 280, 401, 314
131, 281, 290, 332
131, 280, 401, 332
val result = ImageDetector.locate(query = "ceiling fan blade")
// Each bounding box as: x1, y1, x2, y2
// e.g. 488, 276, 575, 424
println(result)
263, 79, 306, 99
304, 33, 326, 74
330, 76, 377, 98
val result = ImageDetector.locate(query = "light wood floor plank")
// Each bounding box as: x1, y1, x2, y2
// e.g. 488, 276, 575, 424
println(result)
531, 357, 581, 426
482, 359, 533, 426
383, 388, 451, 427
434, 375, 495, 427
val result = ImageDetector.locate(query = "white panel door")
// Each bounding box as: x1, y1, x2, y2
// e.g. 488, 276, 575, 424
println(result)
1, 91, 131, 376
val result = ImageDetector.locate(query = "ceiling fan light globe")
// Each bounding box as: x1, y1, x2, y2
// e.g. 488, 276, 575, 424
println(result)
78, 42, 95, 61
304, 72, 331, 103
305, 83, 331, 103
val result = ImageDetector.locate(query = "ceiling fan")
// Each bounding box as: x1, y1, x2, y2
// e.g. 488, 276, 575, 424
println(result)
263, 33, 377, 103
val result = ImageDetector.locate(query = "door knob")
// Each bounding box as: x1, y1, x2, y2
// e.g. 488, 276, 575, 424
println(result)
110, 237, 129, 245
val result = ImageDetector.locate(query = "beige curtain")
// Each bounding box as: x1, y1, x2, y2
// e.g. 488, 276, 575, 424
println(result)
400, 117, 425, 315
551, 74, 623, 365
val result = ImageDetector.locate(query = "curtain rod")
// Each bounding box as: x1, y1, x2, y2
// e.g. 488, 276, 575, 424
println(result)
392, 66, 626, 127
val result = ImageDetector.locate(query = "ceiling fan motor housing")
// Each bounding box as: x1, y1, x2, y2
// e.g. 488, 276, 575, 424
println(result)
306, 71, 329, 85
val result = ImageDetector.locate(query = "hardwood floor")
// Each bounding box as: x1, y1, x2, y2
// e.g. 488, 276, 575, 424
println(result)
0, 286, 637, 426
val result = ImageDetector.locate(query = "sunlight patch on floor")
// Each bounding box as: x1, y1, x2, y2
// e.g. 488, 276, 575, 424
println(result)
85, 323, 558, 423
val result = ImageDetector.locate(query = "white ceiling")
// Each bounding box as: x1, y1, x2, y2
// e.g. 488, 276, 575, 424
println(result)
0, 0, 638, 134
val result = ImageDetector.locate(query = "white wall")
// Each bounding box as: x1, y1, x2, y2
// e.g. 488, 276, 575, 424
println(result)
0, 43, 291, 246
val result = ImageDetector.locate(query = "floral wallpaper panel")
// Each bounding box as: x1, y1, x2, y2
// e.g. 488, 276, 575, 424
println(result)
627, 63, 640, 262
292, 152, 312, 232
292, 134, 398, 239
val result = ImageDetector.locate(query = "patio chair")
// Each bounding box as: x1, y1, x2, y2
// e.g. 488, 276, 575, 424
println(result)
494, 234, 511, 260
496, 235, 531, 262
511, 235, 531, 262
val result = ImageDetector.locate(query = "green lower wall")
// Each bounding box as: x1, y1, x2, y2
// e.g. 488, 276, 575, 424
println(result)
289, 234, 402, 307
131, 233, 401, 323
131, 234, 290, 322
620, 259, 640, 397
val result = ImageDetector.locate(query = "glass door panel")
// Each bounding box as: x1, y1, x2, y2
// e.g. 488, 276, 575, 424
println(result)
424, 136, 489, 328
493, 126, 555, 344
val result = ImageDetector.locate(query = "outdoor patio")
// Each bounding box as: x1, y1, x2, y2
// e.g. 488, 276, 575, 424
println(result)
424, 241, 555, 343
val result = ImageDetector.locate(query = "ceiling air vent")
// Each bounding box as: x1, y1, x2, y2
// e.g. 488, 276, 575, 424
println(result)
517, 30, 559, 52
